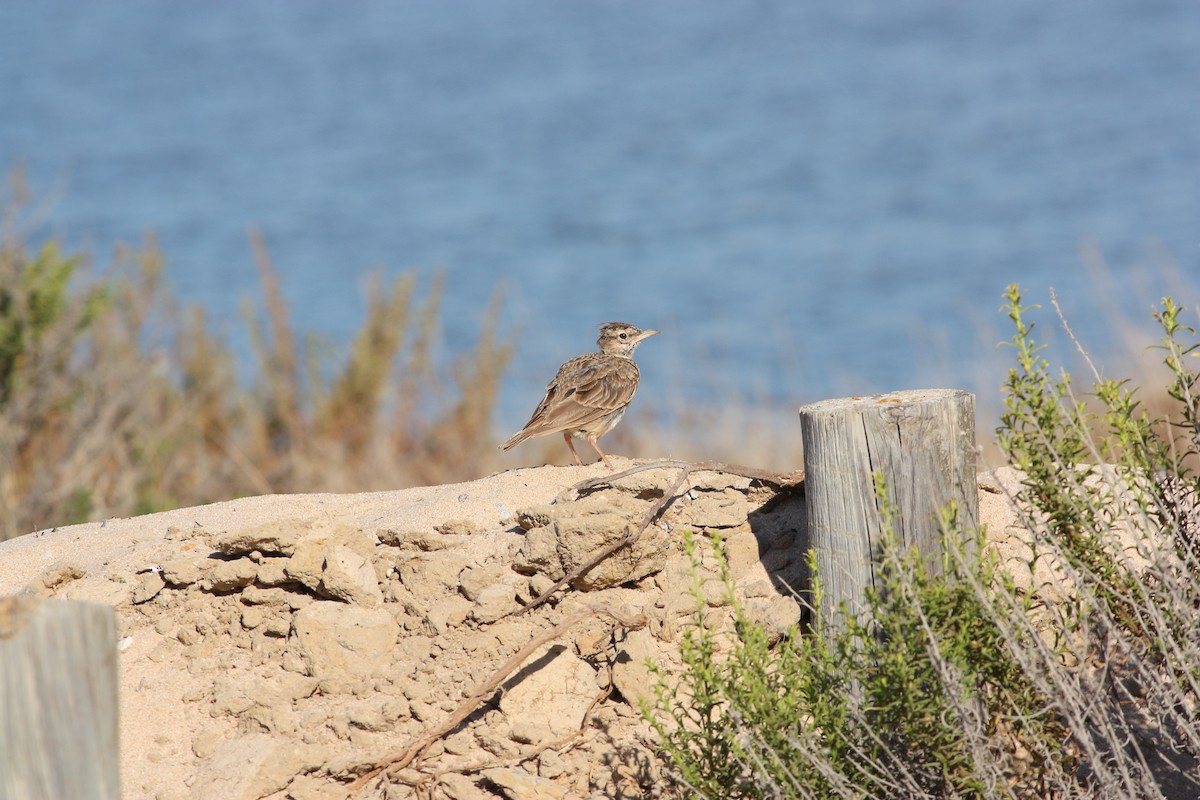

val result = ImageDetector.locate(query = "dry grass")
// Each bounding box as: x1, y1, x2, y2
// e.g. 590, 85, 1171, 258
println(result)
0, 204, 512, 540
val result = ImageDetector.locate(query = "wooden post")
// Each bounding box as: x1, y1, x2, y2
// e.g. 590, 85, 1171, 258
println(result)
798, 389, 978, 631
0, 596, 120, 800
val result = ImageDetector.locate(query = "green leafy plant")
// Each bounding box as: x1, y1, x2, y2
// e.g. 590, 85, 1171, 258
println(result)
648, 495, 1068, 800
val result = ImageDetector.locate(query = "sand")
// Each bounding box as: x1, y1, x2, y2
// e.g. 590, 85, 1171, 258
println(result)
0, 458, 1023, 800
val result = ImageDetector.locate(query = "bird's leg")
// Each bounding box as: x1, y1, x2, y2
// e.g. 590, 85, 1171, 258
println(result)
563, 432, 585, 466
587, 435, 613, 470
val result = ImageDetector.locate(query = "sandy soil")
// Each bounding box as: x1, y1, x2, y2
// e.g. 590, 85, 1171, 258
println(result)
0, 459, 1025, 800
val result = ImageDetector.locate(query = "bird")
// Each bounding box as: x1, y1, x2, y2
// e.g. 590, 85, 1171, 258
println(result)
501, 322, 659, 468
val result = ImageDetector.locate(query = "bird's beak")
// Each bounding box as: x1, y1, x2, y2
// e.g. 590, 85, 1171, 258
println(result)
635, 329, 660, 342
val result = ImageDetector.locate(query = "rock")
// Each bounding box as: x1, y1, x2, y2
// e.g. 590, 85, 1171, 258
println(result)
189, 732, 325, 800
458, 566, 494, 601
292, 602, 399, 688
254, 558, 291, 586
528, 573, 556, 597
723, 531, 762, 578
499, 645, 597, 738
319, 544, 383, 606
283, 538, 329, 593
512, 526, 564, 579
516, 506, 553, 531
214, 519, 312, 557
191, 727, 224, 758
241, 585, 290, 606
508, 720, 552, 745
161, 557, 204, 587
440, 772, 488, 800
285, 773, 347, 800
281, 528, 383, 605
574, 625, 610, 658
132, 571, 166, 604
471, 583, 520, 624
202, 558, 259, 592
426, 594, 474, 635
744, 595, 802, 644
378, 528, 464, 551
611, 628, 659, 709
39, 564, 86, 591
435, 518, 477, 536
396, 551, 472, 597
211, 670, 319, 722
482, 766, 569, 800
555, 497, 671, 591
683, 488, 750, 529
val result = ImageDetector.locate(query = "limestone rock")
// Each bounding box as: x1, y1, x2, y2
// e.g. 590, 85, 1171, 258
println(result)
482, 767, 569, 800
285, 773, 348, 800
189, 732, 325, 800
440, 772, 488, 800
556, 505, 670, 591
161, 557, 204, 587
283, 538, 327, 592
499, 645, 597, 738
683, 488, 750, 529
471, 582, 520, 624
292, 602, 399, 688
397, 551, 472, 597
512, 526, 563, 580
254, 558, 290, 586
515, 492, 671, 590
202, 558, 258, 592
458, 565, 495, 601
611, 627, 659, 709
723, 530, 762, 579
319, 544, 383, 607
132, 571, 166, 604
516, 505, 553, 532
744, 595, 802, 644
435, 518, 477, 536
214, 519, 312, 557
378, 527, 464, 551
426, 594, 473, 635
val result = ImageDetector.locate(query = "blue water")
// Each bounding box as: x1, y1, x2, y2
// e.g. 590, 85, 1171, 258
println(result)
2, 1, 1198, 429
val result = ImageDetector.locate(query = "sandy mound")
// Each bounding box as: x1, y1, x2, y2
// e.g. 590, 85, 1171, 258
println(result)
0, 458, 1025, 800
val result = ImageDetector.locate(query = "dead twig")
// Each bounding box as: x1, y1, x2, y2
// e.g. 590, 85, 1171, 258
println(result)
349, 604, 646, 796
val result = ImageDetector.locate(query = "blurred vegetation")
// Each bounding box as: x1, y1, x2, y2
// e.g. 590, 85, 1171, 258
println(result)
0, 195, 511, 540
3, 171, 1194, 540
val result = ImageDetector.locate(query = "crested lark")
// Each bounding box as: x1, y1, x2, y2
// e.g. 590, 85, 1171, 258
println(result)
501, 322, 659, 468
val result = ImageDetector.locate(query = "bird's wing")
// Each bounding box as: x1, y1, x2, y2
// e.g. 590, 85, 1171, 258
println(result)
504, 355, 639, 443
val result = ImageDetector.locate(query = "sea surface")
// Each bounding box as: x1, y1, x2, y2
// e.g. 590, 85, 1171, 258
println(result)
2, 1, 1198, 429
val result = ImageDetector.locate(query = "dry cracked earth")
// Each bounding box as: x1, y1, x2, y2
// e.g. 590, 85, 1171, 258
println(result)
3, 460, 822, 800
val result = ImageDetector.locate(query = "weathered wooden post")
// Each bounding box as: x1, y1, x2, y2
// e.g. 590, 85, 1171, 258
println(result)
798, 389, 978, 631
0, 596, 120, 800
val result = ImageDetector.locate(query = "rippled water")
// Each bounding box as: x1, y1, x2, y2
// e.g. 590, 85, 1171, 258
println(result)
3, 1, 1198, 428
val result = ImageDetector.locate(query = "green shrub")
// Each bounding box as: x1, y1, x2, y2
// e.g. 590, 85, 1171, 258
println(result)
648, 500, 1068, 800
648, 288, 1200, 799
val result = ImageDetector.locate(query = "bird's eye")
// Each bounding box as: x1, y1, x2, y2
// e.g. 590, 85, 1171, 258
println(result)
619, 333, 628, 339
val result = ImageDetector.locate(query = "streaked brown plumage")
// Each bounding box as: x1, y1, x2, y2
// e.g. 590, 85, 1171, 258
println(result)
501, 322, 659, 468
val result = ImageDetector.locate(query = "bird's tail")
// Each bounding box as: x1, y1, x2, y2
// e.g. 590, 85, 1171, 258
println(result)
499, 430, 532, 451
